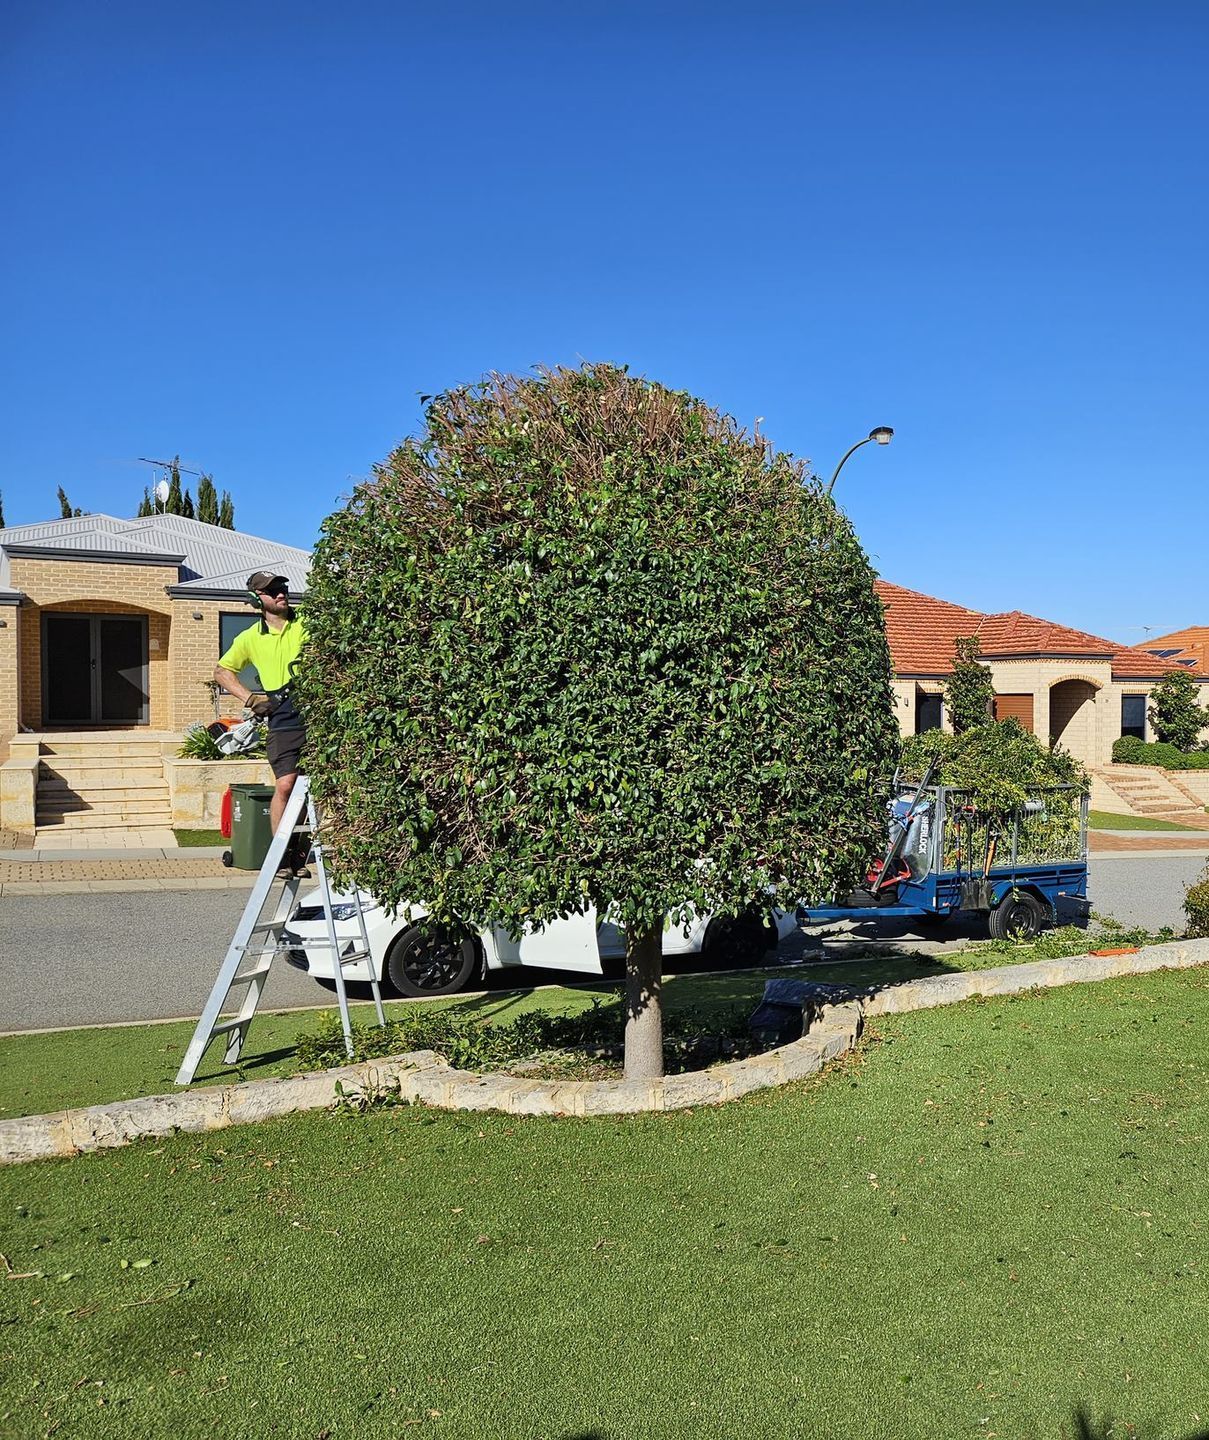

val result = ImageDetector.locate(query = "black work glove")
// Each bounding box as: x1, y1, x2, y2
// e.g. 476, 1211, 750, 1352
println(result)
246, 693, 273, 718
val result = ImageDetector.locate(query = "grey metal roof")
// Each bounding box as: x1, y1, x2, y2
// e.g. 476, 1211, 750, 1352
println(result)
0, 513, 311, 593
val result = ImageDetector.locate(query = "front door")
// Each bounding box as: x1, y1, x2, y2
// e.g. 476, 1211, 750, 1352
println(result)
43, 614, 149, 726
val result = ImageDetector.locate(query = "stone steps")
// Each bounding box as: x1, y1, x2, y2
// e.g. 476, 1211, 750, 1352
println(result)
32, 733, 174, 843
1094, 764, 1207, 818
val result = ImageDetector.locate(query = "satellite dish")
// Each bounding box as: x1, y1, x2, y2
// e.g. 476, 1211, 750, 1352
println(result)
154, 480, 170, 503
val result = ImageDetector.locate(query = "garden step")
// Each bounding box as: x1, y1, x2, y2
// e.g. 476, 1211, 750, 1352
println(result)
39, 770, 168, 790
38, 742, 167, 759
37, 796, 173, 817
34, 808, 174, 829
40, 756, 163, 772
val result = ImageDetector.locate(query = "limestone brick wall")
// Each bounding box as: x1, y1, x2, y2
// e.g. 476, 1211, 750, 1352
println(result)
890, 680, 915, 738
167, 599, 255, 732
0, 608, 19, 754
9, 557, 178, 733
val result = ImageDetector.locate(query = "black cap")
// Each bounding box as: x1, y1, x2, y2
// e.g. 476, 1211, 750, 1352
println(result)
247, 570, 288, 594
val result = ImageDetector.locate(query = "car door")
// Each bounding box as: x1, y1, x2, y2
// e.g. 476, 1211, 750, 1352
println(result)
486, 909, 603, 974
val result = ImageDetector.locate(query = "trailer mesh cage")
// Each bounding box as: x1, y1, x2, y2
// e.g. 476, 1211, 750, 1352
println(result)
893, 782, 1088, 878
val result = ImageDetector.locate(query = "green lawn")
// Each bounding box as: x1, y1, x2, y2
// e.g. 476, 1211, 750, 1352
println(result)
1088, 810, 1203, 832
171, 828, 227, 847
2, 965, 1207, 1439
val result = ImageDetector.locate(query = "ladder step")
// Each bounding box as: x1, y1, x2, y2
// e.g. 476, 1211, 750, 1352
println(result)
209, 1017, 252, 1038
232, 963, 275, 983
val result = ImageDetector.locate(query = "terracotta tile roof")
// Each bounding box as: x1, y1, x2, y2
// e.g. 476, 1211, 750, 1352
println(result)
1145, 626, 1209, 671
874, 580, 1208, 681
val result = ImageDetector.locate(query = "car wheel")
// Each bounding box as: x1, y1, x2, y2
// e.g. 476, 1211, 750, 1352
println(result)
988, 893, 1047, 942
701, 911, 769, 968
384, 925, 481, 998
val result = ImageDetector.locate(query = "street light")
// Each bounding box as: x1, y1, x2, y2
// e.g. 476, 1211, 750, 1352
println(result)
826, 426, 894, 495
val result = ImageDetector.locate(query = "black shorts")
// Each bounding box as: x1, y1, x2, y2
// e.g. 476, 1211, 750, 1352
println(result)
267, 727, 306, 779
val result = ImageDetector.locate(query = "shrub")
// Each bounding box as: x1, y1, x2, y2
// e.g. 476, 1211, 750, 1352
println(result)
1184, 864, 1209, 938
1148, 668, 1209, 750
1113, 740, 1209, 771
1112, 735, 1145, 763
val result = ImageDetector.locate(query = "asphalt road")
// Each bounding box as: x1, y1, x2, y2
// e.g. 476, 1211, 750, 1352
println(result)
1, 853, 1205, 1034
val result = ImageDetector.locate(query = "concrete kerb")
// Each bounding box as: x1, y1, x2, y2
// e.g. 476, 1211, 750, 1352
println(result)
3, 939, 1209, 1166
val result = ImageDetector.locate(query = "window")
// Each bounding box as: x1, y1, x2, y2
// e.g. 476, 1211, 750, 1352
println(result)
219, 613, 262, 691
1121, 694, 1146, 741
915, 692, 943, 734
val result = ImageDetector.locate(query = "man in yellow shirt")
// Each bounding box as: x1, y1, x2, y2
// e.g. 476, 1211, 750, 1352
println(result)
214, 570, 308, 837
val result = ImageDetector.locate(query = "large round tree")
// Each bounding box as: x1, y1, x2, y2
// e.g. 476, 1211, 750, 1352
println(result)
298, 365, 898, 1078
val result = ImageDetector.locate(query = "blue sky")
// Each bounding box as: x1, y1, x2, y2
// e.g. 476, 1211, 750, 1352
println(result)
2, 2, 1206, 643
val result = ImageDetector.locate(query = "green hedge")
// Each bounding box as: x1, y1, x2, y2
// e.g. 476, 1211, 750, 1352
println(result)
1112, 736, 1209, 770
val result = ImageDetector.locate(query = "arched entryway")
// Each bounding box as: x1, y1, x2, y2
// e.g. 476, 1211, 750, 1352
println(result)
1049, 678, 1099, 763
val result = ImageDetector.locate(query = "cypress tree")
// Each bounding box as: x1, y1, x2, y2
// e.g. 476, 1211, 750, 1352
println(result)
196, 474, 219, 525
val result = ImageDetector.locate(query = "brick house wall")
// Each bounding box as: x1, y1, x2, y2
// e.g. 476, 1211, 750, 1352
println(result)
10, 556, 177, 731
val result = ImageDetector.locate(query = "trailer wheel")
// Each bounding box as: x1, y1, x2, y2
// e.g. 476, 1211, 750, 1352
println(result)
988, 893, 1047, 942
385, 925, 480, 997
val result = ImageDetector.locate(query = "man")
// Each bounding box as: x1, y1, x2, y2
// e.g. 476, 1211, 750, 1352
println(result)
214, 570, 308, 840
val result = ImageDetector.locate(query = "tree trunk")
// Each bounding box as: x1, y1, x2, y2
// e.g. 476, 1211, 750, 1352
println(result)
624, 923, 664, 1080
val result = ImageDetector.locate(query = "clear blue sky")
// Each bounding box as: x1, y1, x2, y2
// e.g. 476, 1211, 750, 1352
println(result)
2, 2, 1206, 643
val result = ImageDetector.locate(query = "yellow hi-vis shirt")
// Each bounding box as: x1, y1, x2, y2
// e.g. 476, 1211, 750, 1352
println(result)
218, 615, 308, 693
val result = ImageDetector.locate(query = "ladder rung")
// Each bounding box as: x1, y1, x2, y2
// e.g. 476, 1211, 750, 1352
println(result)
232, 963, 274, 983
209, 1017, 251, 1038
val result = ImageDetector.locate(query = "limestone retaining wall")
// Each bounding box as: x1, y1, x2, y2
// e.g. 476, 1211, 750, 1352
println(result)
164, 756, 274, 828
3, 938, 1207, 1166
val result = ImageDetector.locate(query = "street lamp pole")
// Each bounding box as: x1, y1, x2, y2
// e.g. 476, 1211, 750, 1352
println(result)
826, 426, 894, 496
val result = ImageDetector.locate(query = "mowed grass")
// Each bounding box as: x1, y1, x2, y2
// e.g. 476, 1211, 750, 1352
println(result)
171, 829, 226, 847
2, 966, 1208, 1440
1088, 811, 1204, 833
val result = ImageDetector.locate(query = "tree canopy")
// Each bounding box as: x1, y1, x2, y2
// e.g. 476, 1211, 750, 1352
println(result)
1147, 668, 1209, 751
301, 364, 898, 929
944, 635, 994, 734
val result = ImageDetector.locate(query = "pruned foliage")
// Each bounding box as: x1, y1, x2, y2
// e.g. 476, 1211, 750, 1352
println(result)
899, 717, 1089, 812
297, 363, 899, 936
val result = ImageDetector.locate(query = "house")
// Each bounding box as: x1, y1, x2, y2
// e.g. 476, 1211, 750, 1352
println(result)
877, 580, 1209, 770
1143, 627, 1209, 675
0, 512, 310, 749
0, 513, 310, 841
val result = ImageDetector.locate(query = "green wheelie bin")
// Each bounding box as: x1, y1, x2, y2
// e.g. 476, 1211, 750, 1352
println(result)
228, 783, 276, 870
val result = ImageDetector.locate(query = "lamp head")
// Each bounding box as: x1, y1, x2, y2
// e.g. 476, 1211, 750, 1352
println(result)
869, 426, 894, 446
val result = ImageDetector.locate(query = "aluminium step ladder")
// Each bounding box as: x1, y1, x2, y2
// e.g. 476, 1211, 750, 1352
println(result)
175, 775, 386, 1086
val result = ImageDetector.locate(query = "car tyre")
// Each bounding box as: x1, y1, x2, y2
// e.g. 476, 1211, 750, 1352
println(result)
701, 911, 769, 969
384, 925, 481, 998
988, 893, 1047, 942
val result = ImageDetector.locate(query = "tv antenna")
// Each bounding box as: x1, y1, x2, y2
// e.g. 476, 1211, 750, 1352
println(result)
136, 457, 202, 513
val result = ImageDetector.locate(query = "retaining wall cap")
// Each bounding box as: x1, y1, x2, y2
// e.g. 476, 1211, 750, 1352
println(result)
3, 940, 1209, 1165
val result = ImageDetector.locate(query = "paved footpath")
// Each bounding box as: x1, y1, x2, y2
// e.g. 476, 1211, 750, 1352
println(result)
0, 847, 256, 895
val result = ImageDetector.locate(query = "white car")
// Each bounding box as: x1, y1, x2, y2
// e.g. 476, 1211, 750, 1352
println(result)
282, 892, 800, 997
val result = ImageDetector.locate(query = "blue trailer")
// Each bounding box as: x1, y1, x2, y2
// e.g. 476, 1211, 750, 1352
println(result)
800, 779, 1089, 940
